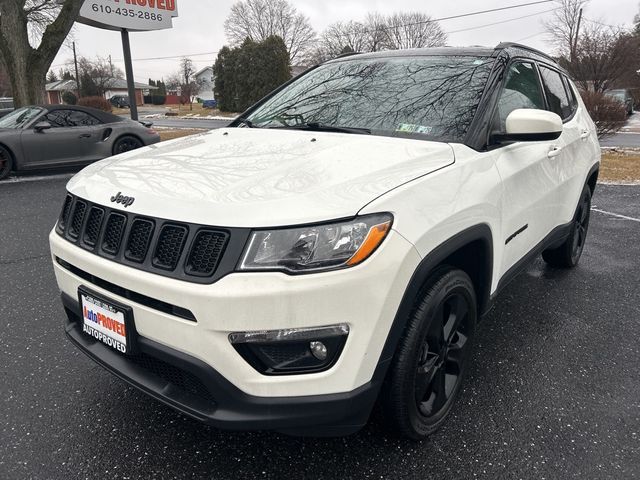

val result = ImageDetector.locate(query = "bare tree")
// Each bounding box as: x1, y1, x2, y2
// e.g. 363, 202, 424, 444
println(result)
75, 56, 124, 97
567, 24, 634, 92
309, 12, 447, 64
0, 0, 83, 106
224, 0, 315, 64
543, 0, 589, 58
176, 57, 201, 110
381, 12, 447, 50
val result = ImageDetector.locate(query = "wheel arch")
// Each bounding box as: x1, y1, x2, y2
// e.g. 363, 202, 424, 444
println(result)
586, 162, 599, 195
0, 141, 17, 171
371, 224, 494, 385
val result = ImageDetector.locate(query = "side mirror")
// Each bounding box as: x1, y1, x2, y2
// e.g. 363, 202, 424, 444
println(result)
493, 109, 562, 143
34, 121, 52, 132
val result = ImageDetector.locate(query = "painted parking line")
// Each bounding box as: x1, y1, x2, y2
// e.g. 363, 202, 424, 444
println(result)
591, 207, 640, 223
0, 173, 74, 185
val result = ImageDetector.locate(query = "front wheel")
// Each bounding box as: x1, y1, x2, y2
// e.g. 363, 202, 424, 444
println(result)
0, 145, 13, 180
542, 185, 592, 268
112, 136, 144, 155
381, 267, 477, 440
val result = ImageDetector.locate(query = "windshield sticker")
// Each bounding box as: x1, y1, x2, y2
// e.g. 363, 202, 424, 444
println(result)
396, 123, 433, 135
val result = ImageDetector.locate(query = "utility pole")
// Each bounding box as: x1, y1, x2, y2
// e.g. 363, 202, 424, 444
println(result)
121, 29, 139, 121
571, 8, 583, 63
109, 55, 114, 78
73, 42, 81, 98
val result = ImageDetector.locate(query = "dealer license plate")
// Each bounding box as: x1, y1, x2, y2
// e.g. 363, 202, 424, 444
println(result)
79, 289, 132, 354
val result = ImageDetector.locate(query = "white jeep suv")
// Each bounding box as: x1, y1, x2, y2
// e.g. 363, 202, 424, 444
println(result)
50, 43, 600, 439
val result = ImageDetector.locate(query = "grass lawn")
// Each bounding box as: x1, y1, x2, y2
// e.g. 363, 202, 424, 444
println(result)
166, 103, 236, 118
600, 150, 640, 183
157, 129, 207, 142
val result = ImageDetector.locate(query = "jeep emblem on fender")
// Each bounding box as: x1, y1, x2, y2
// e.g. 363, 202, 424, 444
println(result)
110, 192, 135, 208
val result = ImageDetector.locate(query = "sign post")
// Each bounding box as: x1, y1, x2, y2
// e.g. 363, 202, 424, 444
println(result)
77, 1, 179, 121
120, 29, 138, 120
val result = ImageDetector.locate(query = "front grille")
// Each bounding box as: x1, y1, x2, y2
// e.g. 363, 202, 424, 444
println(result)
186, 230, 228, 276
102, 213, 127, 255
125, 219, 154, 263
153, 225, 188, 270
56, 194, 239, 284
83, 207, 104, 247
128, 353, 216, 405
59, 194, 73, 231
68, 201, 87, 238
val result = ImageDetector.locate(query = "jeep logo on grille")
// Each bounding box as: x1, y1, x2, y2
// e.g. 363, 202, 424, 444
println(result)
110, 192, 135, 208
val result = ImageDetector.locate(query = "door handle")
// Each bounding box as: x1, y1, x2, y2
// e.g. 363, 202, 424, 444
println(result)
79, 133, 91, 138
580, 130, 590, 140
547, 146, 562, 158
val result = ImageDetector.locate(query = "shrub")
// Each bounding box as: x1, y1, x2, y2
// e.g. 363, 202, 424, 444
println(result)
77, 96, 112, 112
580, 90, 626, 138
61, 91, 77, 105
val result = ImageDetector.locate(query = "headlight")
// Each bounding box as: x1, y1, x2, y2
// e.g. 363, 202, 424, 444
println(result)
238, 213, 393, 273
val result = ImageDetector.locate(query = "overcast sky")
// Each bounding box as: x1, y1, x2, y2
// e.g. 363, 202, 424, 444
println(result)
51, 0, 639, 83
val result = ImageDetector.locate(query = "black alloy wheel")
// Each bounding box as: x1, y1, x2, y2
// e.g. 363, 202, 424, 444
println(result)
542, 185, 592, 268
381, 268, 477, 440
415, 291, 472, 419
113, 136, 144, 155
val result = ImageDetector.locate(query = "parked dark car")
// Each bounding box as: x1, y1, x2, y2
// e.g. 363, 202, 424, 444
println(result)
0, 97, 14, 118
0, 104, 161, 180
606, 89, 634, 115
109, 95, 131, 108
202, 99, 218, 109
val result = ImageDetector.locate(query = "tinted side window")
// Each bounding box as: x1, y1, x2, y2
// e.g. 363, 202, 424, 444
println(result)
45, 110, 73, 128
496, 62, 545, 130
67, 110, 100, 127
562, 75, 578, 111
45, 109, 100, 128
539, 66, 572, 120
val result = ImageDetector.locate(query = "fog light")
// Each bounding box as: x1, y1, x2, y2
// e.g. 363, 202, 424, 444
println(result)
310, 341, 328, 361
229, 324, 349, 375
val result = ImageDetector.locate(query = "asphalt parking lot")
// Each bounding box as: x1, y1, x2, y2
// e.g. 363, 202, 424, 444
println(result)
1, 177, 639, 480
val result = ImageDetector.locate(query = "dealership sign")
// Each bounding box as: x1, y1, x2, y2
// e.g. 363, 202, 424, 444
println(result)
78, 0, 178, 31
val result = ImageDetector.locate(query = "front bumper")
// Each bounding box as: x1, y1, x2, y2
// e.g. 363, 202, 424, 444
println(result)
50, 227, 421, 432
62, 293, 378, 435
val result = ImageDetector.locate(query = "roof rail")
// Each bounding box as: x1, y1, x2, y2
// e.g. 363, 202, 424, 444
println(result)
334, 51, 362, 59
495, 42, 557, 63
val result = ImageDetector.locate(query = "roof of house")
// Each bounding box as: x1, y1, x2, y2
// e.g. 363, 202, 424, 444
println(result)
194, 66, 213, 78
46, 79, 157, 91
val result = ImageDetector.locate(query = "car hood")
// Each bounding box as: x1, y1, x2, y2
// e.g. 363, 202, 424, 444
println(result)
67, 128, 454, 227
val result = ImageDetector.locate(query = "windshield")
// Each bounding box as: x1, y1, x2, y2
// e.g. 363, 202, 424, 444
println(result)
245, 55, 495, 142
0, 106, 43, 129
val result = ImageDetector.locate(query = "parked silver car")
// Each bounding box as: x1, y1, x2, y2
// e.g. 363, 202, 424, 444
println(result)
0, 104, 161, 180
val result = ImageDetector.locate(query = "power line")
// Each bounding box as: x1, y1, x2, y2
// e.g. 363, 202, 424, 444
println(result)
330, 0, 556, 38
447, 7, 559, 35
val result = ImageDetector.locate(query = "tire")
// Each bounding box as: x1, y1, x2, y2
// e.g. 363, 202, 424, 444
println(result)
542, 185, 592, 268
112, 136, 144, 155
381, 267, 477, 440
0, 144, 14, 181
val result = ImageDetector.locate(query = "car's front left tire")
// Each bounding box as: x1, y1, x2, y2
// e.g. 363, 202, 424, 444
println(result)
381, 267, 477, 440
0, 144, 14, 180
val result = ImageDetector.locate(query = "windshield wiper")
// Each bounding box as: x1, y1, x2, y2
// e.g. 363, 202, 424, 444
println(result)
270, 122, 371, 135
